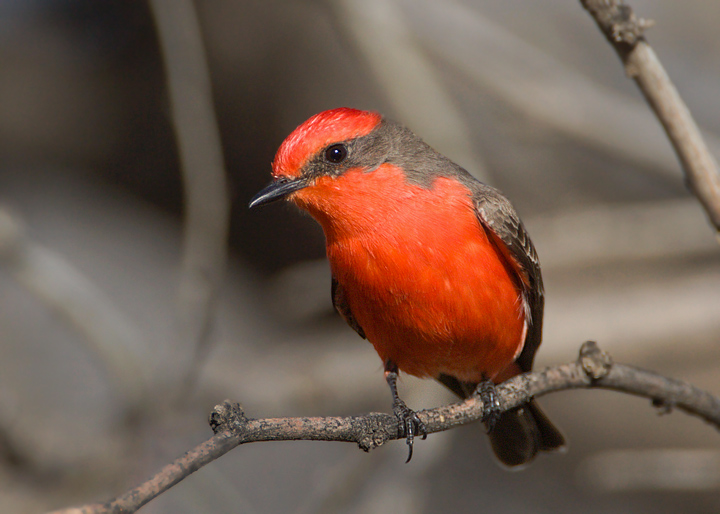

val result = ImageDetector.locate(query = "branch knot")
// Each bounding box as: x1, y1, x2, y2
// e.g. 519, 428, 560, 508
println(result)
209, 400, 247, 434
581, 0, 654, 46
578, 341, 613, 381
355, 413, 397, 452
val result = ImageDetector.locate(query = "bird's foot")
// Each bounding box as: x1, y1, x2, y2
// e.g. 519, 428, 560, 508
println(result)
392, 398, 427, 463
474, 379, 501, 433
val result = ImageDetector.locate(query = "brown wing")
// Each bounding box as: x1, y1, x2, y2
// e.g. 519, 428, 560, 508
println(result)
331, 275, 366, 339
471, 184, 544, 373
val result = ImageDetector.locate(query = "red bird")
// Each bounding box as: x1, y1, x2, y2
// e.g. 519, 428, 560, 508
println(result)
250, 108, 564, 466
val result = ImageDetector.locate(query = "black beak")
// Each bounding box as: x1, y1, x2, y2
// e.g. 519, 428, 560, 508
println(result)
249, 177, 309, 208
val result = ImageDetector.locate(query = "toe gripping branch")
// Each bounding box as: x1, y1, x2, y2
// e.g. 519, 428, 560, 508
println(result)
384, 364, 427, 463
475, 378, 502, 433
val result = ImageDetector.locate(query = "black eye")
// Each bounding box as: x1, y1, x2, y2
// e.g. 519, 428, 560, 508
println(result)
324, 143, 348, 164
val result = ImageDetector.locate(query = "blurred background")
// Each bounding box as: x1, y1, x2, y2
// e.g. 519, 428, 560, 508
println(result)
1, 0, 719, 512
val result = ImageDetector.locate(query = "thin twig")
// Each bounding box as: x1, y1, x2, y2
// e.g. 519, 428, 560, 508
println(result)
580, 0, 720, 233
48, 342, 720, 514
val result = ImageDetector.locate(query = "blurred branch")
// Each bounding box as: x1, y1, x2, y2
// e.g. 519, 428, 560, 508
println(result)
579, 448, 720, 492
0, 208, 150, 412
529, 198, 716, 268
580, 0, 720, 233
404, 0, 720, 182
48, 342, 720, 514
149, 0, 230, 386
330, 0, 489, 181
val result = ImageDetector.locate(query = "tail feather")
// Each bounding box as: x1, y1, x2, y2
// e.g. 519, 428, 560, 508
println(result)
527, 400, 566, 452
488, 400, 565, 468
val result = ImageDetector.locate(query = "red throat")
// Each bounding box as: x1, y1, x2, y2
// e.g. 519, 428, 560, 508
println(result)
272, 108, 382, 178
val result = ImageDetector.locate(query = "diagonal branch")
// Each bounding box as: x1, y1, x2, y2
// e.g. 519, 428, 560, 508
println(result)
580, 0, 720, 234
48, 342, 720, 514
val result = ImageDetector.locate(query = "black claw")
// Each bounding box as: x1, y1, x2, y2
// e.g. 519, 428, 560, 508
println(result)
385, 363, 427, 462
392, 398, 427, 463
475, 379, 501, 433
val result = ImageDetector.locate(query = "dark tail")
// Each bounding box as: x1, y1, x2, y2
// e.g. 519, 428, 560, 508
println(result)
488, 400, 565, 468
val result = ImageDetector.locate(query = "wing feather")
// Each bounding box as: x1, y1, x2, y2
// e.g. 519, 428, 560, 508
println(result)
331, 275, 366, 339
472, 184, 544, 373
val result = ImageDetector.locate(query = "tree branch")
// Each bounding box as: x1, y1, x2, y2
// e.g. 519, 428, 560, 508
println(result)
48, 342, 720, 514
580, 0, 720, 234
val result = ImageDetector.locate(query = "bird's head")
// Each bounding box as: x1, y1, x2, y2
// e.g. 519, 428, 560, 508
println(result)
249, 108, 385, 212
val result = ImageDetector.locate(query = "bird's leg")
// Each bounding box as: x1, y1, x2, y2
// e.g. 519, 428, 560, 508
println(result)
384, 361, 427, 463
474, 378, 502, 433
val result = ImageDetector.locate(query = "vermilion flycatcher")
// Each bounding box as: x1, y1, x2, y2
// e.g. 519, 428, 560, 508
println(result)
250, 108, 564, 466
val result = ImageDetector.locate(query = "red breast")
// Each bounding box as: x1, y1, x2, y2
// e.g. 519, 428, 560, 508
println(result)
291, 162, 526, 383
